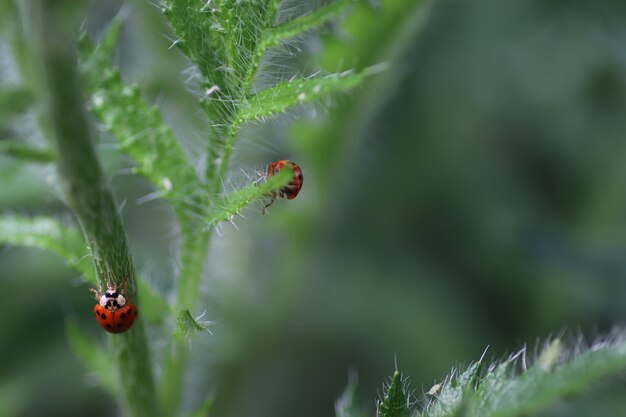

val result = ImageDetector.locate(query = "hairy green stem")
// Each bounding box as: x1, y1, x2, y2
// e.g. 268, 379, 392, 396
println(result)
160, 341, 191, 416
160, 213, 211, 416
27, 2, 159, 416
176, 217, 212, 309
207, 0, 279, 191
0, 140, 55, 163
32, 6, 132, 288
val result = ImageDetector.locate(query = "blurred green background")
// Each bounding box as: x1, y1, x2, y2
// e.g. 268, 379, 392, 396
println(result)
3, 0, 626, 416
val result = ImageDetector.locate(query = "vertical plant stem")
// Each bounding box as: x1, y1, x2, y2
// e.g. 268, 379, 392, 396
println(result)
27, 2, 159, 416
160, 342, 191, 417
29, 1, 132, 290
176, 217, 212, 309
206, 0, 280, 190
160, 213, 211, 416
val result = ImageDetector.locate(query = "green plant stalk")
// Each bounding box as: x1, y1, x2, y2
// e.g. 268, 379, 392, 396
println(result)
157, 210, 211, 416
259, 0, 353, 53
160, 336, 192, 417
160, 171, 292, 413
160, 171, 291, 413
176, 216, 212, 309
206, 0, 279, 190
31, 4, 131, 290
240, 0, 281, 90
159, 4, 285, 406
27, 2, 159, 416
0, 140, 55, 163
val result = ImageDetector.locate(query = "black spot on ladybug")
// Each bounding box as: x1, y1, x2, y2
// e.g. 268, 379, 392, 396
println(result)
120, 312, 126, 319
117, 323, 123, 328
105, 324, 111, 329
100, 313, 107, 320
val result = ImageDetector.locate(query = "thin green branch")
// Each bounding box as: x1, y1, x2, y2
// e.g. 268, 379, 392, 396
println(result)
79, 21, 203, 211
90, 71, 203, 203
241, 70, 369, 121
205, 0, 280, 184
240, 0, 283, 91
205, 167, 292, 227
213, 69, 369, 195
0, 140, 55, 163
260, 0, 354, 53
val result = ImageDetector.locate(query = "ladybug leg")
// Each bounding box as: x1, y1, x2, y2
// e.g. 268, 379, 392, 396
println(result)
89, 286, 101, 300
262, 197, 276, 215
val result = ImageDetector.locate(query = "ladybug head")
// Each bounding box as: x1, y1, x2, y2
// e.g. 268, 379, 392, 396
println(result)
99, 286, 127, 311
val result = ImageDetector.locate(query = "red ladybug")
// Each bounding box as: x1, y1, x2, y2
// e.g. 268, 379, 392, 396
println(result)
91, 283, 138, 334
263, 160, 303, 212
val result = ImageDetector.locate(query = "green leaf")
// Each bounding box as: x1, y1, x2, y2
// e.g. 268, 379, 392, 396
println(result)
426, 360, 483, 417
470, 338, 626, 417
377, 370, 410, 417
91, 71, 202, 205
162, 0, 231, 88
260, 0, 354, 53
424, 337, 626, 417
66, 318, 118, 396
0, 215, 169, 320
0, 140, 55, 163
175, 309, 210, 339
80, 21, 204, 213
205, 166, 293, 227
0, 216, 94, 283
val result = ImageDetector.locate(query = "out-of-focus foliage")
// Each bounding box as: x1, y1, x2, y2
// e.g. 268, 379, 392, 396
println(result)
2, 0, 626, 416
0, 216, 93, 282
